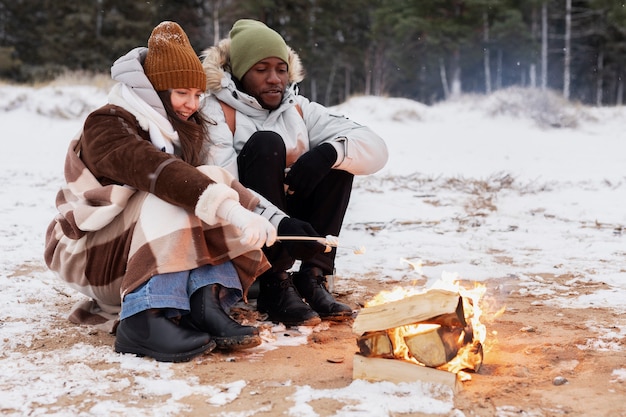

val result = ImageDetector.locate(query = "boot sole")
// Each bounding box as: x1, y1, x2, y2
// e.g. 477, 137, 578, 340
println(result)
265, 315, 322, 327
319, 311, 354, 321
214, 335, 262, 351
114, 339, 216, 363
257, 305, 323, 327
179, 315, 262, 351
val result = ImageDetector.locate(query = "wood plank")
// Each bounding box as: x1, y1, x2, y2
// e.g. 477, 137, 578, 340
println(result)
352, 288, 463, 335
403, 325, 463, 367
424, 311, 467, 328
356, 331, 394, 358
352, 355, 459, 392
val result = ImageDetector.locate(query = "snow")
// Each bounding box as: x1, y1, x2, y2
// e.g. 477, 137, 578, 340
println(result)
1, 84, 624, 416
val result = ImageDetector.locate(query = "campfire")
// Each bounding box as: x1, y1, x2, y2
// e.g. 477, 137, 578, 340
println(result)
352, 273, 491, 391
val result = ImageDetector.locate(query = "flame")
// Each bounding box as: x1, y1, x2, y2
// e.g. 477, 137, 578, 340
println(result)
365, 285, 426, 307
444, 342, 484, 381
388, 323, 441, 364
365, 272, 494, 380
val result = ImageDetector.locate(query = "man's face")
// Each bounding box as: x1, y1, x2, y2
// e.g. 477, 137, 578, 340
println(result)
240, 57, 289, 110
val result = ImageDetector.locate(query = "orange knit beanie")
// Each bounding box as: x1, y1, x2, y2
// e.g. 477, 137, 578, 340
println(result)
144, 21, 206, 91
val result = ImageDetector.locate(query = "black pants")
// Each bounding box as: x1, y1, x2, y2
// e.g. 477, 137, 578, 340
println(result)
237, 131, 354, 275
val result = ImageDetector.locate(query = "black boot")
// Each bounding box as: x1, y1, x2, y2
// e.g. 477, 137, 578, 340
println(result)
184, 284, 262, 351
256, 271, 321, 327
115, 309, 215, 362
293, 267, 353, 321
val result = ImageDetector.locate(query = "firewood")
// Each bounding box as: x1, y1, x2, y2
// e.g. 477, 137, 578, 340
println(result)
353, 355, 459, 392
403, 324, 463, 367
356, 331, 394, 358
352, 288, 464, 335
423, 311, 467, 328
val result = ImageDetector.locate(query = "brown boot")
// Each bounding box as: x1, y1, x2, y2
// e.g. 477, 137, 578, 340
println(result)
256, 271, 321, 327
293, 267, 353, 321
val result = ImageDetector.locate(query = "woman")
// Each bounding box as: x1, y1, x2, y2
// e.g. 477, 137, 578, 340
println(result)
45, 22, 281, 362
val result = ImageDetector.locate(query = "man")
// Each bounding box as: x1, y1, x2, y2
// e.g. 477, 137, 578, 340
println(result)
201, 19, 388, 327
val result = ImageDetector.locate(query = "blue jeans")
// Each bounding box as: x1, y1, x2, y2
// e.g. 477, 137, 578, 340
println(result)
119, 262, 243, 320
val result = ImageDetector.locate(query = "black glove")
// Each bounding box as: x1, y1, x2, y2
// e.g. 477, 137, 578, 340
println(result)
277, 217, 326, 260
284, 143, 337, 199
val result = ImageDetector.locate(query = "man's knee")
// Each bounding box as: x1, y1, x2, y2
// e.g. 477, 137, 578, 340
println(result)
243, 131, 286, 159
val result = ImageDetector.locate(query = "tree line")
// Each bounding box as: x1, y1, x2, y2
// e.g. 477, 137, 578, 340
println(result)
1, 0, 625, 106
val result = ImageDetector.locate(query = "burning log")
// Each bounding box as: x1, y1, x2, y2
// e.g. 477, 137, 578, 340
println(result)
353, 282, 486, 387
403, 324, 463, 367
356, 331, 394, 358
352, 288, 464, 335
356, 323, 465, 366
353, 355, 459, 391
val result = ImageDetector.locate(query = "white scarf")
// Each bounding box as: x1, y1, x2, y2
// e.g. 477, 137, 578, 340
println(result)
108, 83, 180, 154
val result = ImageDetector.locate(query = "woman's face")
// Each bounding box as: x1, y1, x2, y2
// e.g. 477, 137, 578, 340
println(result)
169, 88, 203, 120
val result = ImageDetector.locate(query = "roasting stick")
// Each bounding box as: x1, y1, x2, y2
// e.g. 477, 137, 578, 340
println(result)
276, 236, 328, 243
276, 235, 366, 254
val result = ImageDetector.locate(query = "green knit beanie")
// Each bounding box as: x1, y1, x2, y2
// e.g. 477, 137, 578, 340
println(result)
229, 19, 289, 80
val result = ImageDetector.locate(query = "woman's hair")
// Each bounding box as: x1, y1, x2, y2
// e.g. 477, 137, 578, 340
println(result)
158, 90, 209, 166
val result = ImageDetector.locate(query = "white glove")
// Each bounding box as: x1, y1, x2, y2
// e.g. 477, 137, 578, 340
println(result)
195, 182, 277, 248
216, 199, 277, 248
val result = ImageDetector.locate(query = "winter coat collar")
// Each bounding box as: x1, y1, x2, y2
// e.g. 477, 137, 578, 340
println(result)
108, 83, 180, 154
110, 47, 167, 119
108, 47, 180, 154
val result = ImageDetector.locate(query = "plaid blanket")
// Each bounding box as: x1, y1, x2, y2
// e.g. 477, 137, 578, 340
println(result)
45, 135, 270, 332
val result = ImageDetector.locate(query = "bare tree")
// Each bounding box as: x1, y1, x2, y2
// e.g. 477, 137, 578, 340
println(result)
212, 0, 221, 46
439, 58, 450, 99
483, 11, 492, 94
596, 45, 604, 106
95, 0, 103, 38
372, 43, 386, 96
563, 0, 571, 99
450, 48, 462, 97
541, 1, 548, 90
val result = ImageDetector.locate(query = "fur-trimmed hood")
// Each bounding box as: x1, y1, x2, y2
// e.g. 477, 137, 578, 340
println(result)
201, 38, 305, 93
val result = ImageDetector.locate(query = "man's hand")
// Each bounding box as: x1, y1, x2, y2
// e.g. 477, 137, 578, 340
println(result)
277, 217, 326, 260
284, 143, 337, 198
